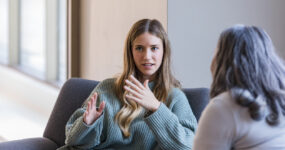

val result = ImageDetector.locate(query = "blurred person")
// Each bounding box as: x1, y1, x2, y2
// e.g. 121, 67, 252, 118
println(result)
194, 25, 285, 150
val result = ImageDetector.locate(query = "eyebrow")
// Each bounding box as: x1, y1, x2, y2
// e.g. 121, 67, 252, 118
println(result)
134, 44, 159, 47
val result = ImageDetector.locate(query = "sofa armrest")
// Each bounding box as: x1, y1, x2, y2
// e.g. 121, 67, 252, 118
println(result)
0, 137, 58, 150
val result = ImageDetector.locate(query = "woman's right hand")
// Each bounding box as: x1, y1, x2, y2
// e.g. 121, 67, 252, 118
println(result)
83, 92, 105, 125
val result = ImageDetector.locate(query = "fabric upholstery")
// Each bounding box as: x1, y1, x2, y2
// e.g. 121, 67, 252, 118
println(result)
0, 137, 57, 150
43, 78, 99, 147
0, 78, 209, 149
183, 88, 209, 121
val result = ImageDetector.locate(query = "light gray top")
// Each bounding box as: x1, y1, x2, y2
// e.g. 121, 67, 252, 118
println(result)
58, 78, 197, 150
193, 91, 285, 150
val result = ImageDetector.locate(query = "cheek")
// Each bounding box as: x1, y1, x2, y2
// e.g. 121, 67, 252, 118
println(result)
157, 51, 164, 63
132, 50, 138, 61
132, 52, 141, 66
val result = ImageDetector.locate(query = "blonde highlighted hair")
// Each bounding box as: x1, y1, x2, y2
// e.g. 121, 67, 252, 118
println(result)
115, 19, 180, 137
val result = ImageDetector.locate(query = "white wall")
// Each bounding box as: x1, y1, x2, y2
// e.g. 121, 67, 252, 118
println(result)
168, 0, 285, 88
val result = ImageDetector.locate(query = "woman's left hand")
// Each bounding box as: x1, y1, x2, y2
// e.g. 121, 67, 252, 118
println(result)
124, 75, 161, 112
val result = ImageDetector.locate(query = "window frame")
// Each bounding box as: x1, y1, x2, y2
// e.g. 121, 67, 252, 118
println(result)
4, 0, 67, 87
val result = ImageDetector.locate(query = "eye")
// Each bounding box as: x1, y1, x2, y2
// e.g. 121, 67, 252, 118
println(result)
151, 46, 158, 51
135, 46, 143, 51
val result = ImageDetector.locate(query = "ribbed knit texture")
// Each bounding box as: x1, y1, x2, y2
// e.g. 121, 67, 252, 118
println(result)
57, 78, 197, 150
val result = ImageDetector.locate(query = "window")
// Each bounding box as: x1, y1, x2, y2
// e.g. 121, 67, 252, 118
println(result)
19, 0, 45, 78
0, 0, 8, 64
58, 0, 67, 85
2, 0, 67, 86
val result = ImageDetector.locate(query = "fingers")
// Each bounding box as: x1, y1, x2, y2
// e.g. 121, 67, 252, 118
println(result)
84, 101, 91, 123
92, 93, 105, 115
86, 101, 91, 115
97, 101, 105, 114
92, 92, 98, 107
143, 80, 149, 89
129, 75, 145, 90
124, 85, 143, 98
83, 111, 87, 119
86, 92, 100, 113
83, 111, 88, 124
126, 94, 142, 105
125, 79, 142, 93
90, 98, 94, 110
84, 93, 104, 125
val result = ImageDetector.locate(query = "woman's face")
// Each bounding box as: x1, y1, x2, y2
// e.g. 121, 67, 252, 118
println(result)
132, 32, 164, 81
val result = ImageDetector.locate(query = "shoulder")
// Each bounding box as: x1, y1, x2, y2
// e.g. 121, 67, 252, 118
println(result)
194, 92, 238, 149
97, 78, 116, 86
199, 91, 238, 125
166, 87, 188, 105
209, 91, 260, 125
94, 78, 117, 93
201, 91, 240, 123
82, 78, 117, 106
168, 87, 186, 100
210, 91, 241, 111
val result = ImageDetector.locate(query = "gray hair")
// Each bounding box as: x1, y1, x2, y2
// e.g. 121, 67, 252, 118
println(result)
211, 25, 285, 126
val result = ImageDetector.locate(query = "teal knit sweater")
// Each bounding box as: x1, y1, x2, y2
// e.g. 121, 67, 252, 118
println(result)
57, 78, 197, 150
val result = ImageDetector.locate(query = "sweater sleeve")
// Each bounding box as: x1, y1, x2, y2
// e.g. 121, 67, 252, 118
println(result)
144, 91, 197, 150
64, 107, 104, 149
193, 97, 235, 150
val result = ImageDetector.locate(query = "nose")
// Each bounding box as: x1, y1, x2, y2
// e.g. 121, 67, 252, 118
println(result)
143, 49, 152, 60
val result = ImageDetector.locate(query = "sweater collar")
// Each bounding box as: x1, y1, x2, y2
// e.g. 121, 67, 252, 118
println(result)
148, 81, 155, 90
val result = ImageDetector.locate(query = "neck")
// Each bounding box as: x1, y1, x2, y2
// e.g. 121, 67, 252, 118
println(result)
139, 74, 156, 83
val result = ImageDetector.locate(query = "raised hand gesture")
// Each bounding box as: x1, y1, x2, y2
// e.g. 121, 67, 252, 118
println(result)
124, 75, 161, 112
83, 92, 105, 125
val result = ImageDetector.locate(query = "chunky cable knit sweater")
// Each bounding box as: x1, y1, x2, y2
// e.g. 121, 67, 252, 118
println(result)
57, 78, 197, 150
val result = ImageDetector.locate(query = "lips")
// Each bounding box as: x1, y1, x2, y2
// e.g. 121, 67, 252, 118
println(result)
142, 63, 154, 66
142, 63, 154, 69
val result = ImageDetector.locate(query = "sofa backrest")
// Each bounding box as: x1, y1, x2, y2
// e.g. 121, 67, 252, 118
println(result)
182, 88, 209, 121
43, 78, 99, 147
43, 78, 209, 147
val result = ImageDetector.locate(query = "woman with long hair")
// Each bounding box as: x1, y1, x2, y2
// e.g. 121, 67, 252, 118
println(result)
58, 19, 197, 150
193, 25, 285, 150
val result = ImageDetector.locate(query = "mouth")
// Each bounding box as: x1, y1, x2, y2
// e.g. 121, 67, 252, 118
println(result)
142, 63, 154, 66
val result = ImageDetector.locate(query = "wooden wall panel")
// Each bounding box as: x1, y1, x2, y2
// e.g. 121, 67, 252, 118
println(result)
80, 0, 167, 81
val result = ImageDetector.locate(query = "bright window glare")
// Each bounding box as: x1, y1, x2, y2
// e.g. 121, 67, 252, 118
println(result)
0, 0, 8, 64
0, 94, 46, 141
20, 0, 45, 78
58, 0, 67, 85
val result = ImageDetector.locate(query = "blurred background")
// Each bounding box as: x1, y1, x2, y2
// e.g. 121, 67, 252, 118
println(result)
0, 0, 285, 142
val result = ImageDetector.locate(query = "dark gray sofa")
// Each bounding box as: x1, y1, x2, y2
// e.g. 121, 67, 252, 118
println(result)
0, 78, 209, 150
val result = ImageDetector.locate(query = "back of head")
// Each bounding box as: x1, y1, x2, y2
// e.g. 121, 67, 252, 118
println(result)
211, 25, 285, 126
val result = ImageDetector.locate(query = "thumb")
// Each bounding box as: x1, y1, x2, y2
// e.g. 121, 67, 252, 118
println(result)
144, 80, 149, 89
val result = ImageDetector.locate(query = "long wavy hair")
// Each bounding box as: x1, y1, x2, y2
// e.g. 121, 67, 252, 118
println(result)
211, 25, 285, 126
115, 19, 180, 137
